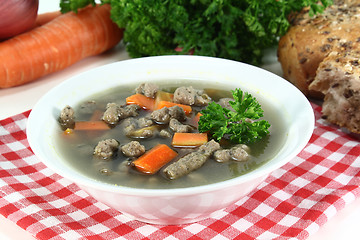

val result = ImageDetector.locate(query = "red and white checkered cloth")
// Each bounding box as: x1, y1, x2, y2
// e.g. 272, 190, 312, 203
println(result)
0, 103, 359, 240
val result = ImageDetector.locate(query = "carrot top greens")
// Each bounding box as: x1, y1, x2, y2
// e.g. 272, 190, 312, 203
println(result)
198, 88, 270, 144
60, 0, 332, 65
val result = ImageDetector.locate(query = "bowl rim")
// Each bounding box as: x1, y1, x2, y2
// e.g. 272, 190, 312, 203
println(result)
27, 55, 315, 197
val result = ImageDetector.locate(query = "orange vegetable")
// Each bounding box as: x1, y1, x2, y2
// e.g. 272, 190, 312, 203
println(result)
172, 133, 208, 147
64, 128, 74, 135
62, 128, 78, 141
0, 5, 123, 88
74, 121, 110, 130
20, 11, 62, 33
34, 11, 62, 27
191, 112, 203, 128
126, 93, 155, 111
156, 101, 192, 114
89, 109, 104, 121
154, 91, 174, 108
132, 144, 178, 174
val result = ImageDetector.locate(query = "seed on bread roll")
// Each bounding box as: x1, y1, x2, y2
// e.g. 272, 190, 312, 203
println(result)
309, 51, 360, 133
277, 0, 360, 99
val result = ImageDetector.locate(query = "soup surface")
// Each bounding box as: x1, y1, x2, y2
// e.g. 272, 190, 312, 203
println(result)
55, 80, 286, 189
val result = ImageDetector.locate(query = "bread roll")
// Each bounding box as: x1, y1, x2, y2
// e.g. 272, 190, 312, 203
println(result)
277, 0, 360, 99
309, 51, 360, 133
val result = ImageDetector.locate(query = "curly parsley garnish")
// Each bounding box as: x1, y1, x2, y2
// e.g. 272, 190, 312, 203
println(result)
198, 88, 270, 144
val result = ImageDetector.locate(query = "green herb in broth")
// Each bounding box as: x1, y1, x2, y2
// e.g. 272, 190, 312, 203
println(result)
56, 80, 285, 189
198, 88, 270, 144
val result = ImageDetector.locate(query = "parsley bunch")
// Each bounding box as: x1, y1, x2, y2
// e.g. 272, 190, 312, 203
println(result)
60, 0, 332, 65
198, 88, 270, 144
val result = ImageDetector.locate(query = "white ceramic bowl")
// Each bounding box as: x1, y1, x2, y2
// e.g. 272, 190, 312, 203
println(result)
27, 56, 314, 225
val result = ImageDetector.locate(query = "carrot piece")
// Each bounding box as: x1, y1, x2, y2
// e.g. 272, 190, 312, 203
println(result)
191, 112, 203, 128
64, 128, 74, 135
156, 101, 192, 114
0, 5, 123, 88
154, 91, 174, 108
172, 133, 208, 147
126, 93, 155, 111
62, 128, 78, 141
89, 109, 104, 121
132, 144, 178, 174
74, 121, 110, 130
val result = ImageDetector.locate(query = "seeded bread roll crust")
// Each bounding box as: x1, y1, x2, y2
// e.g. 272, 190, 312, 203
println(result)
309, 51, 360, 133
277, 0, 360, 99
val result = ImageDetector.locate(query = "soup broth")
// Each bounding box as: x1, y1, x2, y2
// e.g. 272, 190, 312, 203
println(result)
55, 80, 286, 189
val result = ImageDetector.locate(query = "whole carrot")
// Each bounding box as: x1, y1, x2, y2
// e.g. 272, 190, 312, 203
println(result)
34, 11, 62, 27
0, 4, 123, 88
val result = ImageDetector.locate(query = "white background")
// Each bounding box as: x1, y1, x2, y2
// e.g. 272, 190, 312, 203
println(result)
1, 1, 359, 239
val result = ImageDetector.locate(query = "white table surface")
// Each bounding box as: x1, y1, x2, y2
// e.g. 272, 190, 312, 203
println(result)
1, 1, 360, 239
